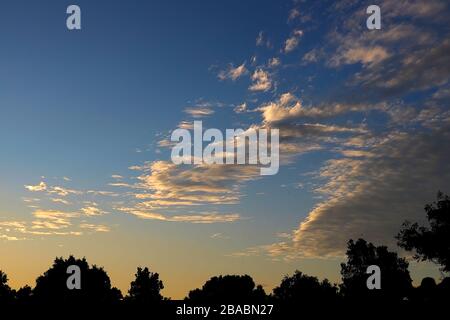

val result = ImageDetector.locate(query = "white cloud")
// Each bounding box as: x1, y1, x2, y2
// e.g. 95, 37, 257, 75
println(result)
25, 181, 47, 192
218, 63, 248, 81
284, 30, 303, 53
258, 92, 386, 123
118, 207, 241, 224
48, 186, 82, 197
79, 223, 110, 232
51, 198, 71, 205
233, 103, 248, 113
81, 206, 107, 216
249, 69, 272, 92
184, 107, 215, 118
330, 46, 390, 67
268, 57, 281, 68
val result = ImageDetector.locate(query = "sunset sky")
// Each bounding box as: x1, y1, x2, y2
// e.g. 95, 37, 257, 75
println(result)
1, 0, 449, 298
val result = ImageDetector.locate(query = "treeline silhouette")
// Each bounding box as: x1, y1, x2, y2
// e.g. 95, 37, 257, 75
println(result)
1, 192, 449, 316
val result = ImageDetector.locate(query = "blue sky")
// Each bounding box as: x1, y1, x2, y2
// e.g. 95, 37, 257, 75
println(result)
1, 0, 450, 298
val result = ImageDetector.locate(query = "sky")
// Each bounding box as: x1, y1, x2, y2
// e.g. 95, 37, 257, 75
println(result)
1, 0, 450, 299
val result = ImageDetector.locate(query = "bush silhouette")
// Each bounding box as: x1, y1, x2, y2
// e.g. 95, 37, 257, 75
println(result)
397, 191, 450, 272
273, 270, 339, 304
187, 275, 267, 303
340, 239, 412, 302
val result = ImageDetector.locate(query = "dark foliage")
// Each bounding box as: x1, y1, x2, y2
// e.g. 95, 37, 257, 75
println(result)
397, 192, 450, 272
340, 238, 412, 302
187, 275, 267, 303
0, 270, 14, 304
126, 267, 165, 304
273, 270, 339, 304
33, 255, 122, 305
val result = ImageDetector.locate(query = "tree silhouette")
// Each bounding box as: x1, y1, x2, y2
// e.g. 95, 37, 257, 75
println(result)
126, 267, 164, 304
187, 275, 267, 303
397, 192, 450, 272
273, 270, 339, 304
437, 277, 450, 302
15, 285, 32, 304
414, 277, 437, 303
340, 239, 412, 302
33, 255, 122, 305
0, 270, 14, 304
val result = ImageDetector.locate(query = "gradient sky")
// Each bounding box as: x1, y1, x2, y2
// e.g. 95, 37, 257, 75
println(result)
1, 0, 449, 298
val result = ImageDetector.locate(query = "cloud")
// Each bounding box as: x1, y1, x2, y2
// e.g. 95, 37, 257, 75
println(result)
118, 207, 241, 224
233, 103, 248, 113
113, 160, 261, 223
334, 46, 390, 67
258, 93, 385, 123
356, 40, 450, 95
0, 221, 27, 229
281, 123, 367, 137
258, 93, 302, 123
32, 209, 78, 228
288, 8, 300, 22
268, 57, 281, 68
79, 223, 110, 232
81, 206, 107, 216
48, 186, 82, 197
0, 206, 108, 238
211, 232, 230, 239
25, 181, 47, 192
218, 63, 248, 81
0, 234, 24, 241
433, 86, 450, 100
302, 48, 324, 64
178, 121, 194, 129
86, 190, 119, 197
382, 0, 448, 20
259, 125, 450, 259
249, 69, 272, 92
256, 31, 271, 48
133, 161, 260, 205
284, 30, 303, 53
322, 1, 449, 98
51, 198, 71, 205
184, 107, 215, 118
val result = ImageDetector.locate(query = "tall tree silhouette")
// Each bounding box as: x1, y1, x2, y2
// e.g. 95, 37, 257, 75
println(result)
127, 267, 164, 304
0, 270, 14, 304
273, 270, 339, 304
187, 275, 266, 303
340, 239, 412, 301
33, 255, 122, 304
397, 192, 450, 272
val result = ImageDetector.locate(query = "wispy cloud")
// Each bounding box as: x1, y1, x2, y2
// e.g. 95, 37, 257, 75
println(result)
25, 181, 47, 192
249, 69, 272, 92
283, 30, 303, 53
218, 62, 248, 81
79, 223, 110, 232
184, 106, 215, 118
